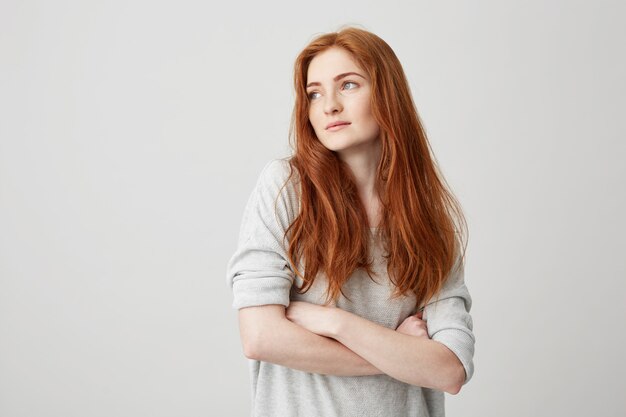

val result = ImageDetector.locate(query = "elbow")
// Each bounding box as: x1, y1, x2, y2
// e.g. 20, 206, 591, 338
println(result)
445, 382, 462, 396
242, 330, 267, 360
242, 337, 259, 360
444, 362, 466, 395
238, 304, 287, 361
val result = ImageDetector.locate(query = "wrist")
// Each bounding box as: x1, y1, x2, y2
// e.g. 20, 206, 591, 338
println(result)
326, 307, 347, 339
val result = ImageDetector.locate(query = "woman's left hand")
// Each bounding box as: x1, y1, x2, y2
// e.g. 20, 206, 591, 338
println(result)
396, 310, 430, 339
285, 301, 339, 338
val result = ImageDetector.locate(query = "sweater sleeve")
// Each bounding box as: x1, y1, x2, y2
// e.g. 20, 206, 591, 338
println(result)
226, 159, 298, 310
423, 251, 476, 386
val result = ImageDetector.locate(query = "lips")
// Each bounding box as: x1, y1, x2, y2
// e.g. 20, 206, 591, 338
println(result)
326, 121, 351, 130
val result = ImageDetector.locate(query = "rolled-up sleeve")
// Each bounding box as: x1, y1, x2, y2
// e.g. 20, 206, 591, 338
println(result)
226, 159, 299, 310
423, 252, 476, 385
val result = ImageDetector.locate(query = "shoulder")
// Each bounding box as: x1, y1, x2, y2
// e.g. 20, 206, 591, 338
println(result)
249, 158, 301, 226
255, 158, 300, 199
258, 158, 296, 183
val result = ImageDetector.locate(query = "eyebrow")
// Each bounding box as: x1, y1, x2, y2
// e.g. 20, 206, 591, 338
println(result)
306, 72, 366, 89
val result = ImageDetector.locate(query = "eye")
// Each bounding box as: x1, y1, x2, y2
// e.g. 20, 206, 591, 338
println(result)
343, 81, 358, 90
308, 91, 321, 100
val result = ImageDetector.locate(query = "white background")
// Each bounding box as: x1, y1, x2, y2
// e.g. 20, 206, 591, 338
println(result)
1, 1, 625, 416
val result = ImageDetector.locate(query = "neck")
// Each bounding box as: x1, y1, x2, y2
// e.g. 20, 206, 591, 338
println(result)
338, 138, 382, 198
337, 139, 382, 227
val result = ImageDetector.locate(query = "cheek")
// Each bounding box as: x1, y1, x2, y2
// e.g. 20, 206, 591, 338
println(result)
354, 96, 373, 118
361, 103, 380, 133
308, 109, 321, 131
357, 103, 376, 125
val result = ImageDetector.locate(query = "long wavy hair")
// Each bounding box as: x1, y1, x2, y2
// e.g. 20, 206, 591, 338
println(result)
281, 26, 468, 309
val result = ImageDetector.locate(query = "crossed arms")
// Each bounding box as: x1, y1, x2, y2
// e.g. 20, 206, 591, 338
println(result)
238, 303, 465, 395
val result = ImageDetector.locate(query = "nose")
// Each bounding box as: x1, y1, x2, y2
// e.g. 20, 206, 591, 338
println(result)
323, 91, 343, 115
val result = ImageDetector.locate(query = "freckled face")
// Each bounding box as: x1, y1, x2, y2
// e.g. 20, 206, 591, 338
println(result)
306, 47, 380, 155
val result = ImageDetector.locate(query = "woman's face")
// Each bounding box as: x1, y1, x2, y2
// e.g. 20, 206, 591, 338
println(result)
306, 47, 380, 156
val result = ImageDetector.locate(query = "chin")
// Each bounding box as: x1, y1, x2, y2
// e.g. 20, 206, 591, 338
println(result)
320, 136, 357, 149
328, 139, 376, 153
321, 143, 354, 153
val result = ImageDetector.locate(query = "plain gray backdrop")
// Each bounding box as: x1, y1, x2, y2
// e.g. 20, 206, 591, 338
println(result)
1, 0, 625, 416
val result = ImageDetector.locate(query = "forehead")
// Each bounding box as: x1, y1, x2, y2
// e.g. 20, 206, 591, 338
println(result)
306, 47, 364, 81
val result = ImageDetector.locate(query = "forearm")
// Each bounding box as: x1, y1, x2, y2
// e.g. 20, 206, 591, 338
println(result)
240, 309, 382, 376
330, 310, 464, 394
252, 317, 383, 377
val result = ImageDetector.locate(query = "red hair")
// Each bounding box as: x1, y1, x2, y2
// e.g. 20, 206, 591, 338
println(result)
282, 26, 468, 309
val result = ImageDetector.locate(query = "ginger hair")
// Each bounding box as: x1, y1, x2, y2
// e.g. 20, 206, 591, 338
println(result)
282, 26, 468, 308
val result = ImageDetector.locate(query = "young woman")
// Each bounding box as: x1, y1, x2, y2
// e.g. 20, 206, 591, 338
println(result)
227, 26, 475, 417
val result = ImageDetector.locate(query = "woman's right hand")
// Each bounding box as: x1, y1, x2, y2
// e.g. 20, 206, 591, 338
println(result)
396, 310, 430, 339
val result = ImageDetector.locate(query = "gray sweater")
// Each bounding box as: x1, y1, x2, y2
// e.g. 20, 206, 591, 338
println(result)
226, 158, 476, 417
